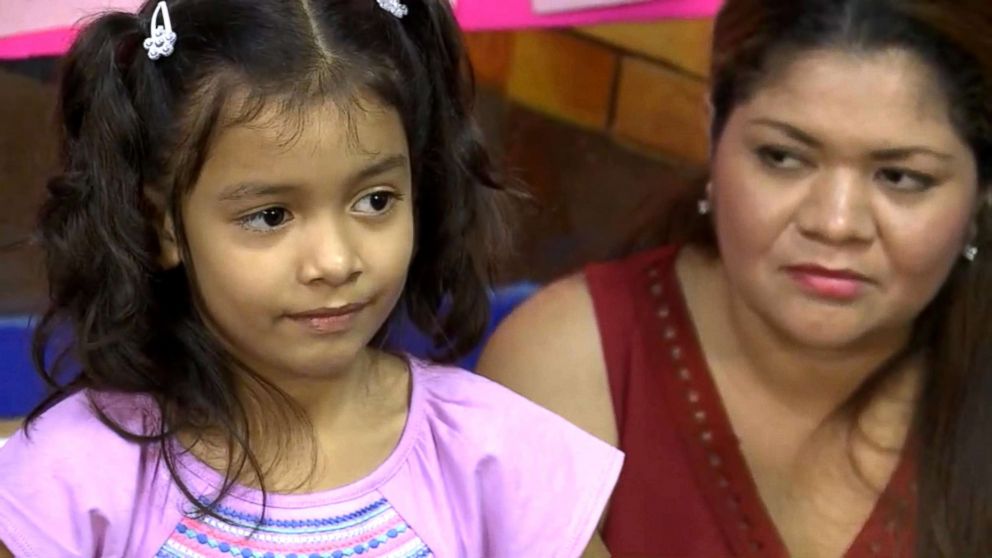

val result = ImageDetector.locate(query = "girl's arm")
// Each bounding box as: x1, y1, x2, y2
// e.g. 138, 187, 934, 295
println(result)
0, 541, 13, 558
479, 274, 620, 557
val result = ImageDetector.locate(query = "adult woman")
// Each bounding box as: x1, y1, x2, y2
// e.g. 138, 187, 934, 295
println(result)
479, 1, 992, 556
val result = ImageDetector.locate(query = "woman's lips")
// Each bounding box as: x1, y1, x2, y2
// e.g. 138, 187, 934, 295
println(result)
784, 264, 871, 301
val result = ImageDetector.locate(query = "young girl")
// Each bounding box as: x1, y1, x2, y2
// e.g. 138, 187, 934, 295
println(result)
0, 1, 622, 556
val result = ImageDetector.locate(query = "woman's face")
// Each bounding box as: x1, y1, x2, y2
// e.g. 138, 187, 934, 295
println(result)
710, 47, 981, 350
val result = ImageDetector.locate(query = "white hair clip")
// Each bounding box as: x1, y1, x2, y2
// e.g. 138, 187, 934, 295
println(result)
143, 1, 177, 60
377, 0, 409, 18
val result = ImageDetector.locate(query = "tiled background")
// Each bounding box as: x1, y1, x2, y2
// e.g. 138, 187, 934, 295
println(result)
0, 62, 55, 316
0, 19, 712, 315
464, 20, 711, 281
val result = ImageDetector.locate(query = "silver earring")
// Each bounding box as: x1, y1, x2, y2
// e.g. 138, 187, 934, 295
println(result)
964, 245, 979, 262
698, 180, 714, 215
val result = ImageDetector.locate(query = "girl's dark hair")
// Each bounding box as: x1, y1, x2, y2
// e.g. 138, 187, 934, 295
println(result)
631, 1, 992, 555
30, 0, 510, 523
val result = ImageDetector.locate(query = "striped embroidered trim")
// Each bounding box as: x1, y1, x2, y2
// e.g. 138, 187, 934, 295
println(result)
156, 494, 432, 558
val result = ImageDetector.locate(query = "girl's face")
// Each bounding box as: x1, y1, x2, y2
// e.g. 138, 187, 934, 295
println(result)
164, 93, 414, 379
710, 48, 981, 351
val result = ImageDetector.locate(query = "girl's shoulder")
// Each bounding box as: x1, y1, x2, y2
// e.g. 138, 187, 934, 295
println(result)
412, 359, 605, 440
0, 391, 181, 557
413, 358, 545, 410
0, 389, 155, 465
410, 358, 624, 476
397, 360, 624, 556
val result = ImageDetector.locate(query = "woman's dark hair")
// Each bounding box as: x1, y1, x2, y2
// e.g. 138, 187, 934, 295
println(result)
29, 0, 510, 523
632, 1, 992, 555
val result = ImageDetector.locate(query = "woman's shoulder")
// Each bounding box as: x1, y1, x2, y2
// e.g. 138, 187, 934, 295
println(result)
474, 270, 616, 445
479, 244, 681, 355
585, 244, 681, 282
474, 245, 681, 445
506, 245, 679, 340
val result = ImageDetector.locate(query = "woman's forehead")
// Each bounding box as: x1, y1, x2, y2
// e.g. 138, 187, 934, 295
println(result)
731, 48, 964, 148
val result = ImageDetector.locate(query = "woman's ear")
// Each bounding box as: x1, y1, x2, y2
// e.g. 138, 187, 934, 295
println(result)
157, 210, 181, 269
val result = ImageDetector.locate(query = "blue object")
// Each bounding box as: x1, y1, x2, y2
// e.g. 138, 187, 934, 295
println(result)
387, 282, 539, 370
0, 316, 47, 419
0, 283, 538, 418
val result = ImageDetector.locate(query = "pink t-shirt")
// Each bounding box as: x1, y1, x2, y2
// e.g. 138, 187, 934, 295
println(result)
0, 360, 623, 557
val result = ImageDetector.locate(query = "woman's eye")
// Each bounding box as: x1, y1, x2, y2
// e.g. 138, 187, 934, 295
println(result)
757, 146, 806, 170
876, 168, 937, 192
238, 207, 291, 232
353, 191, 398, 215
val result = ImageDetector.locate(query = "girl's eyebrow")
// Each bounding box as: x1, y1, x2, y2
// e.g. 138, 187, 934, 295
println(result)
218, 182, 300, 202
347, 154, 409, 186
216, 155, 408, 203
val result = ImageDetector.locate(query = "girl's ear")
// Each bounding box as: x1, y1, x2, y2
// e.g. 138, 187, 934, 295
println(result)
158, 209, 181, 269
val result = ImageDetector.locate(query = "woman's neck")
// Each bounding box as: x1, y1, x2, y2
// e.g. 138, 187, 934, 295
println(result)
679, 246, 920, 426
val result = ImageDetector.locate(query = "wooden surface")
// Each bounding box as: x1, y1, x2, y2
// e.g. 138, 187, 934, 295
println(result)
0, 419, 22, 440
0, 69, 54, 315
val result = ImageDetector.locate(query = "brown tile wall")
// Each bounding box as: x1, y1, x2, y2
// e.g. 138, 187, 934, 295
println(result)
468, 19, 713, 165
465, 20, 712, 280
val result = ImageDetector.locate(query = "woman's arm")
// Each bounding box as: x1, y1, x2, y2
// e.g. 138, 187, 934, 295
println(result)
478, 273, 618, 446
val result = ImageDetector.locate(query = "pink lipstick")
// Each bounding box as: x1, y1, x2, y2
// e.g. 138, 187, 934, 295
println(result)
784, 264, 870, 301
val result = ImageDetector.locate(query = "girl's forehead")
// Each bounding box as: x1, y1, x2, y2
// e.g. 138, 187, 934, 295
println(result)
191, 95, 410, 200
206, 91, 403, 156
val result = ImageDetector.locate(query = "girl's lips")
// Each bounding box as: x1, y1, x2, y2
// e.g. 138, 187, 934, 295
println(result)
286, 302, 369, 333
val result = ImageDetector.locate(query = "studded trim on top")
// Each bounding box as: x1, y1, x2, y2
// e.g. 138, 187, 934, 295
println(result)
642, 257, 916, 557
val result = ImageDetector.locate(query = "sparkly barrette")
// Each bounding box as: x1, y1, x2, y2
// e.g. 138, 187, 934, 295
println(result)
377, 0, 409, 19
143, 1, 177, 60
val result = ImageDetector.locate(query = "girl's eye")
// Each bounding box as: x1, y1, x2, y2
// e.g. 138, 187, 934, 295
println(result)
353, 191, 398, 215
876, 168, 937, 192
238, 207, 291, 232
757, 146, 807, 170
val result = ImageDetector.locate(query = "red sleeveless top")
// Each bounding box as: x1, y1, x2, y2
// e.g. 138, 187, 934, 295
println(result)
585, 246, 916, 557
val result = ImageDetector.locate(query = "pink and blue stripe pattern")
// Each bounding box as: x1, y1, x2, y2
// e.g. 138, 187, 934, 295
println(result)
155, 492, 432, 558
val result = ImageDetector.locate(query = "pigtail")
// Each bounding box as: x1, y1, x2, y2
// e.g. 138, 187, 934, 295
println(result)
30, 11, 158, 413
393, 0, 519, 361
28, 7, 275, 528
